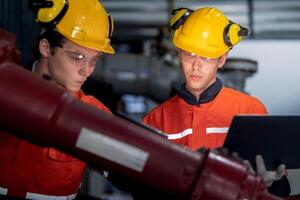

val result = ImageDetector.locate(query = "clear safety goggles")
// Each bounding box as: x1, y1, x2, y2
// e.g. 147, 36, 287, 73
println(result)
60, 46, 103, 69
178, 49, 219, 65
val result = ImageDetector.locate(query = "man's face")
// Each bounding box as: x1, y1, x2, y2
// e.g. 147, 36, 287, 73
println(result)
46, 39, 102, 92
179, 49, 227, 97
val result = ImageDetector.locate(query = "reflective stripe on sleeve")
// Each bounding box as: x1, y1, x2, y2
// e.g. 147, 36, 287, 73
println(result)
206, 127, 229, 134
0, 186, 8, 195
26, 192, 77, 200
167, 128, 193, 140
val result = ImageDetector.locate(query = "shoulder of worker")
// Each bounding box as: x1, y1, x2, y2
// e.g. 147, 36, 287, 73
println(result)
144, 95, 182, 120
218, 86, 268, 114
76, 90, 112, 114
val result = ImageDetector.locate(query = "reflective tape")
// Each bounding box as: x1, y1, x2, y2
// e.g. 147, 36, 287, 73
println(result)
26, 192, 76, 200
167, 128, 193, 140
206, 127, 229, 134
0, 186, 76, 200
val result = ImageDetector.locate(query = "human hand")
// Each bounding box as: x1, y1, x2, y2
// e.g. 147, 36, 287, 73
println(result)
244, 154, 286, 187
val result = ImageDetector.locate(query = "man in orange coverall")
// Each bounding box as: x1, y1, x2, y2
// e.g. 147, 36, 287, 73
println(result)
144, 7, 267, 151
0, 0, 114, 199
143, 7, 289, 197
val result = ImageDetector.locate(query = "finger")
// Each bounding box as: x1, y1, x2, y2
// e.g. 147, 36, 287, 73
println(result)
274, 164, 286, 180
243, 160, 255, 173
262, 174, 274, 187
261, 164, 286, 187
255, 154, 266, 174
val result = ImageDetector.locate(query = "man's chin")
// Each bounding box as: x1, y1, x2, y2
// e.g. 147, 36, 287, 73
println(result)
187, 83, 206, 94
189, 83, 204, 91
66, 85, 81, 93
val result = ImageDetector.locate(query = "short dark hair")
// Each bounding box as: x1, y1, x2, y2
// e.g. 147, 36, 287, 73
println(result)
31, 29, 65, 60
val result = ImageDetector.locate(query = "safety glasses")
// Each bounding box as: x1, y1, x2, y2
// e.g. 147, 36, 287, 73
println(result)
178, 49, 219, 65
60, 46, 103, 69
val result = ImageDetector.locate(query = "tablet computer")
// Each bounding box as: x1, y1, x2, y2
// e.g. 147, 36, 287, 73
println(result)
223, 115, 300, 170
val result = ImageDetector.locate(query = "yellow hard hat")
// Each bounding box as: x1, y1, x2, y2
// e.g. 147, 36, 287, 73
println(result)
170, 7, 249, 58
30, 0, 115, 54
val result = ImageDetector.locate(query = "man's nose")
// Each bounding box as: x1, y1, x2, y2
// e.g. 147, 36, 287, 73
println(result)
79, 61, 92, 76
192, 57, 202, 70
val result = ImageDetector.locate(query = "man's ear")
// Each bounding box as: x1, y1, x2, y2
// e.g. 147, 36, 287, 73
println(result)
218, 52, 228, 69
39, 38, 51, 58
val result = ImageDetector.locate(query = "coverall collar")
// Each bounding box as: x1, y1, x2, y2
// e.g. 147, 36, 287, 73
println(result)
178, 77, 223, 105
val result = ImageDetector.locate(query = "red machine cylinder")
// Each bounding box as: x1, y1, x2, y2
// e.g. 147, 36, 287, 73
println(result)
0, 62, 282, 200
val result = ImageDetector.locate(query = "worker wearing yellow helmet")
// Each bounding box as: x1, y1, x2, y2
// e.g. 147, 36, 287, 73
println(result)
0, 0, 113, 199
144, 7, 287, 194
145, 6, 266, 148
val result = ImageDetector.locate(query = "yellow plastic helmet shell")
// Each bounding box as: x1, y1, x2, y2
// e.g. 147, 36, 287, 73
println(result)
173, 7, 243, 58
39, 0, 115, 54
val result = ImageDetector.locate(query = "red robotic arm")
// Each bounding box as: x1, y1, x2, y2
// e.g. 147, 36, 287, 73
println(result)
0, 30, 282, 200
0, 62, 283, 200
